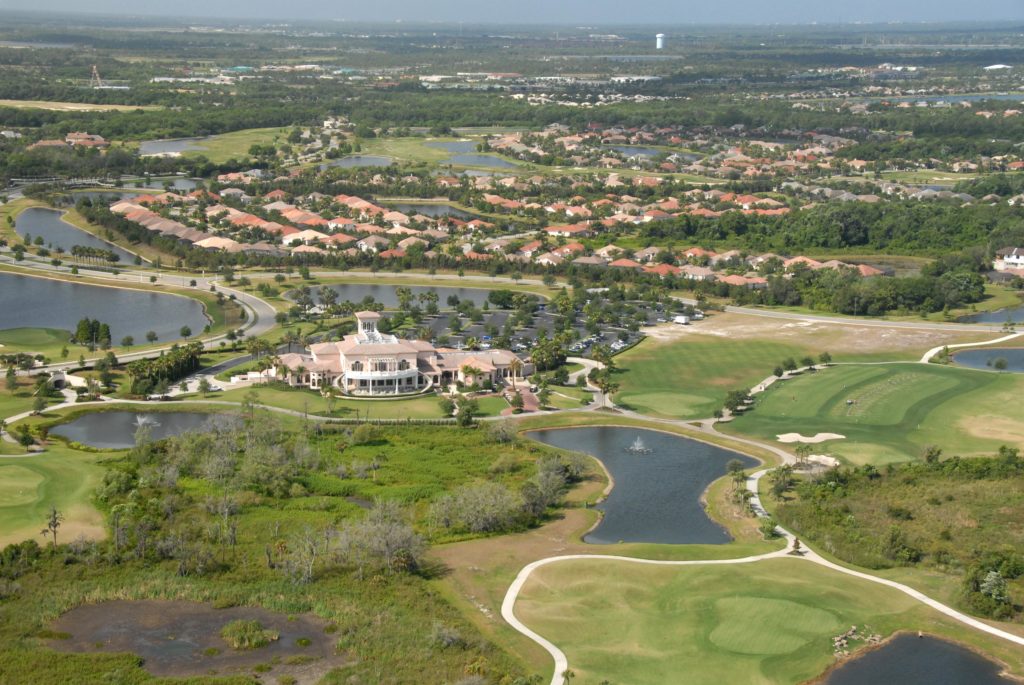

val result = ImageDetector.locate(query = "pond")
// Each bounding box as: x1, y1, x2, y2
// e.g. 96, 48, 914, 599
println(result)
0, 272, 210, 344
48, 599, 347, 680
526, 426, 757, 544
301, 283, 496, 309
823, 634, 1014, 685
385, 202, 479, 220
447, 153, 519, 169
16, 207, 138, 263
953, 347, 1024, 373
137, 137, 209, 156
607, 145, 663, 158
135, 176, 200, 191
51, 411, 223, 449
958, 304, 1024, 324
426, 141, 478, 154
320, 155, 393, 169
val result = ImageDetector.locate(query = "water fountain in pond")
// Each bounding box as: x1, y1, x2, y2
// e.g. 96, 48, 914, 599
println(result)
134, 414, 161, 429
625, 436, 652, 454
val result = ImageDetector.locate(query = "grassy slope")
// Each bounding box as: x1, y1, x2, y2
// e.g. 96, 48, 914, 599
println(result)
614, 336, 814, 420
516, 558, 1024, 685
182, 127, 290, 164
723, 363, 1024, 465
204, 385, 447, 419
0, 445, 105, 548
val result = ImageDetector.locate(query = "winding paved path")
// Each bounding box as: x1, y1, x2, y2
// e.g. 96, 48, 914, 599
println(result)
502, 467, 1024, 685
919, 331, 1024, 363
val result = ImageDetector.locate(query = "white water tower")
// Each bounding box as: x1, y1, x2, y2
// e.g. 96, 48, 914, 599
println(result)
656, 33, 665, 50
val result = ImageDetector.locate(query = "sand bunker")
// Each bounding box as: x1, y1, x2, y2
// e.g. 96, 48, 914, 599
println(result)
776, 432, 845, 444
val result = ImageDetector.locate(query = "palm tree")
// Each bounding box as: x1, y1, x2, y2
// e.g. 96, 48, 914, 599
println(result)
509, 357, 524, 390
40, 506, 63, 548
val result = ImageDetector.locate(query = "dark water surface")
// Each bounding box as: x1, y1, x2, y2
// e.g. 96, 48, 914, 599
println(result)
958, 304, 1024, 324
16, 207, 137, 263
0, 272, 209, 343
321, 155, 393, 168
953, 347, 1024, 373
824, 634, 1014, 685
526, 426, 757, 544
386, 202, 479, 220
52, 411, 222, 448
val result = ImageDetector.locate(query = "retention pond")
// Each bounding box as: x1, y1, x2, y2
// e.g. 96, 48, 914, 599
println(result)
526, 426, 757, 544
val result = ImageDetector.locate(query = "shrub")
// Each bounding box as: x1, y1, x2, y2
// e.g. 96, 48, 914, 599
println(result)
220, 620, 280, 650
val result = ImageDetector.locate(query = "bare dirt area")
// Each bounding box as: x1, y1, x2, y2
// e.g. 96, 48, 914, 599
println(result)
48, 600, 348, 684
643, 313, 991, 357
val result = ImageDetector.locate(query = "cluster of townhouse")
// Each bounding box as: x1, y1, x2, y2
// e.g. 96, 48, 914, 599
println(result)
479, 237, 884, 287
106, 187, 495, 260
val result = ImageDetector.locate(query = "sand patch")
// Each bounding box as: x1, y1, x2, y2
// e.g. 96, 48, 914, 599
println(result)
649, 311, 992, 356
959, 415, 1024, 447
777, 432, 846, 444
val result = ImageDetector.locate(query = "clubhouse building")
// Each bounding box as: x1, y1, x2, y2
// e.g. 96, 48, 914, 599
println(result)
275, 311, 530, 395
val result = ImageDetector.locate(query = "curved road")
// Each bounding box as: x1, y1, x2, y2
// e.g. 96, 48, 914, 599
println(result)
502, 468, 1024, 685
0, 253, 277, 373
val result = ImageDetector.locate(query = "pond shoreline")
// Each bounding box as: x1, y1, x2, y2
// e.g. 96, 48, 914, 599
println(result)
803, 631, 1024, 685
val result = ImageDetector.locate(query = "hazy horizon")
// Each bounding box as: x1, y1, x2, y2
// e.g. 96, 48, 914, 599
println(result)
1, 0, 1022, 25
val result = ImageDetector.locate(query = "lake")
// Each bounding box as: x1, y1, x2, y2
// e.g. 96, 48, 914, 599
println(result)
824, 634, 1014, 685
386, 202, 478, 220
52, 411, 222, 449
136, 177, 199, 191
15, 207, 138, 263
958, 304, 1024, 324
302, 283, 495, 308
607, 145, 662, 157
321, 155, 393, 169
526, 426, 757, 544
0, 272, 209, 343
137, 137, 210, 156
426, 141, 519, 169
426, 141, 479, 154
448, 153, 519, 169
953, 347, 1024, 373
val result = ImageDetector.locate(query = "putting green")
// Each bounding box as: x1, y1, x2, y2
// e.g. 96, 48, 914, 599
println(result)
708, 597, 842, 655
724, 363, 1024, 465
0, 448, 105, 548
515, 557, 1024, 685
0, 327, 71, 350
0, 464, 45, 507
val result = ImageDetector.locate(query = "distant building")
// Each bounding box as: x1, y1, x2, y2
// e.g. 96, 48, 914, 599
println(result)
656, 33, 665, 50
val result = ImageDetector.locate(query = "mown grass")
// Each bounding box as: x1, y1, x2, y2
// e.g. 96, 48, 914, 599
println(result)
614, 336, 814, 419
202, 385, 448, 419
181, 127, 290, 164
724, 363, 1024, 465
515, 557, 1024, 685
0, 443, 106, 548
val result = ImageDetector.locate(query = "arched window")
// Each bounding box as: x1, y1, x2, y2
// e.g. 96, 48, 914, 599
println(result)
351, 361, 363, 372
398, 359, 410, 371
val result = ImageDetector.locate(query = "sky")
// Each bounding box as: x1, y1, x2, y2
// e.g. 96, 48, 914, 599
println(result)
3, 0, 1023, 25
